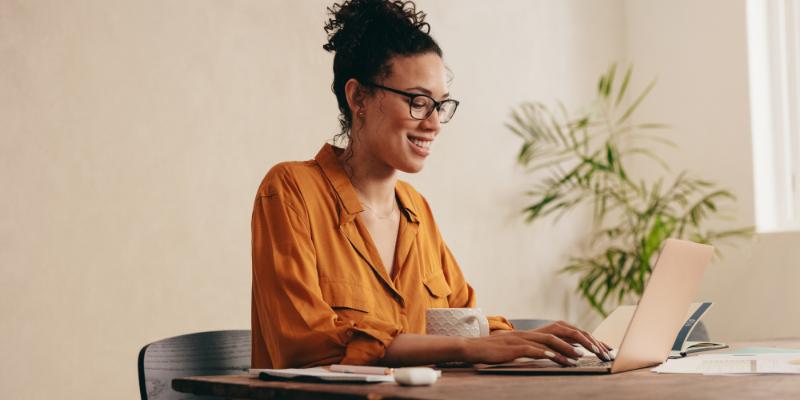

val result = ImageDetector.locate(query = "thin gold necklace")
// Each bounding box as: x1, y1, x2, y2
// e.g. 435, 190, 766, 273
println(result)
361, 201, 398, 219
342, 159, 398, 220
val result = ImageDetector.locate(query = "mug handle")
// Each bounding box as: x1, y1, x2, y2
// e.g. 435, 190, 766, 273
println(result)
466, 315, 491, 337
477, 316, 490, 337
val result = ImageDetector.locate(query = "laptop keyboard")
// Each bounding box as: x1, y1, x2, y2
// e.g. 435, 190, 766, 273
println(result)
485, 355, 613, 370
576, 357, 612, 368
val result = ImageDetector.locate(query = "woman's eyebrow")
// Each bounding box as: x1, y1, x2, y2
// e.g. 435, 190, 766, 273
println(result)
404, 86, 450, 99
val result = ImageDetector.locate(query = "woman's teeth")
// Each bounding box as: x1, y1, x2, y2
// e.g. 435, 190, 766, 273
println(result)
409, 137, 432, 149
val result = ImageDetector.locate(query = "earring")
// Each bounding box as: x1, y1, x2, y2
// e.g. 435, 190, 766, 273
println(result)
357, 109, 366, 118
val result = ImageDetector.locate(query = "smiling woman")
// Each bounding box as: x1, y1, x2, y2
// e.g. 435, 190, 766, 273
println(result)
250, 0, 612, 369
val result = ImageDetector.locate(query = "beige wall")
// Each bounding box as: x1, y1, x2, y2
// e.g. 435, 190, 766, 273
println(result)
3, 1, 795, 399
623, 0, 800, 341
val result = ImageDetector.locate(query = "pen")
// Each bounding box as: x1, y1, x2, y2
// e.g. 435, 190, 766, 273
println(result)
329, 364, 394, 375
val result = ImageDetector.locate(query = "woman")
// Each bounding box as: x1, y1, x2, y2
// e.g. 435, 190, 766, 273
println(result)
251, 0, 612, 368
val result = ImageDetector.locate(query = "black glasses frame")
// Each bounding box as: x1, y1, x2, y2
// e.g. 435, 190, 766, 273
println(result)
363, 82, 460, 123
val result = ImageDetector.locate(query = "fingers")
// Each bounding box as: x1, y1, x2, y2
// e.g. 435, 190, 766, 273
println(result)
541, 321, 614, 361
465, 336, 578, 366
557, 320, 612, 351
494, 321, 616, 366
517, 331, 583, 361
565, 328, 610, 361
515, 344, 578, 367
582, 331, 613, 361
571, 327, 612, 360
581, 329, 613, 355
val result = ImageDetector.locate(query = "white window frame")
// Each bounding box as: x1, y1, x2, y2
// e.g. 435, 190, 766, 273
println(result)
747, 0, 800, 232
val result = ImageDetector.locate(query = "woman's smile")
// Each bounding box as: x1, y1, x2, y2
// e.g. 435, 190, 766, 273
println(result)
407, 134, 433, 156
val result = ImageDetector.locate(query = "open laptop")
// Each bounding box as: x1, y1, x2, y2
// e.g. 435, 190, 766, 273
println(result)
478, 238, 714, 374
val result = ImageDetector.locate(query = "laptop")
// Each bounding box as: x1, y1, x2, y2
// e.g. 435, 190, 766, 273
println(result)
477, 238, 714, 374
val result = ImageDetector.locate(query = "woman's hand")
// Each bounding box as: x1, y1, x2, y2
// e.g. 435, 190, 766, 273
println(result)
462, 320, 613, 366
380, 322, 612, 367
461, 329, 582, 366
528, 320, 614, 361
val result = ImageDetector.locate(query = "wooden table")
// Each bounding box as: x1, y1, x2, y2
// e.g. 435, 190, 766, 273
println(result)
173, 340, 800, 400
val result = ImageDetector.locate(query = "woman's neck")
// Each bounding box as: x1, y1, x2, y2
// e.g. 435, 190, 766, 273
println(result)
338, 146, 398, 212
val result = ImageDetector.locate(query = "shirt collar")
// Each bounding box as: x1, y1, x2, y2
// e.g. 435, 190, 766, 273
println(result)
314, 143, 419, 225
394, 181, 420, 224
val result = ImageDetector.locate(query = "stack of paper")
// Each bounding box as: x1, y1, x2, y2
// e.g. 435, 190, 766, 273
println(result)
653, 353, 800, 375
250, 367, 395, 382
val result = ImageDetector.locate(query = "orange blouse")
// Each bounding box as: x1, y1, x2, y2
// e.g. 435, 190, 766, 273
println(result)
251, 144, 513, 368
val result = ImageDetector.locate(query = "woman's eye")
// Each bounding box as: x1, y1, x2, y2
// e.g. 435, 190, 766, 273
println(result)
411, 99, 428, 109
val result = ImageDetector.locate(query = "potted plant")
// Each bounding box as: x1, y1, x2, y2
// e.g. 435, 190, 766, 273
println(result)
508, 64, 752, 317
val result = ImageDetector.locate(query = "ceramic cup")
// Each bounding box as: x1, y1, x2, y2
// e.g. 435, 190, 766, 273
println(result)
425, 308, 490, 337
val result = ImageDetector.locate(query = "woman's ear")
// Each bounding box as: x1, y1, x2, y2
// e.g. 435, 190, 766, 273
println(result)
344, 78, 367, 117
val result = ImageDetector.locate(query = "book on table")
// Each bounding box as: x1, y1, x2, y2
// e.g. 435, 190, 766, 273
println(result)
592, 301, 727, 359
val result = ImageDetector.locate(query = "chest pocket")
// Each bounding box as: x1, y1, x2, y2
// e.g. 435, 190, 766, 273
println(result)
319, 280, 372, 322
423, 273, 452, 308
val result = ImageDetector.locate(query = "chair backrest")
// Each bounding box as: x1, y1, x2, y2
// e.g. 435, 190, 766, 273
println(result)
509, 318, 710, 341
508, 319, 554, 331
137, 330, 251, 400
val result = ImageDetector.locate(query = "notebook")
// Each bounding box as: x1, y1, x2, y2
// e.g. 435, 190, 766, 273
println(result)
477, 238, 714, 374
592, 302, 728, 359
250, 367, 395, 383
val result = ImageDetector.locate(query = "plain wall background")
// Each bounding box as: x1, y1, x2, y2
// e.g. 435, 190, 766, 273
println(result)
623, 0, 800, 341
1, 1, 797, 399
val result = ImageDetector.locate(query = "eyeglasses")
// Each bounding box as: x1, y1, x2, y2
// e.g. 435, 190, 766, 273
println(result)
363, 82, 460, 123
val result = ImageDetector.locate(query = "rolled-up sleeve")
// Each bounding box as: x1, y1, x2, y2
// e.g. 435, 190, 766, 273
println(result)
251, 169, 400, 368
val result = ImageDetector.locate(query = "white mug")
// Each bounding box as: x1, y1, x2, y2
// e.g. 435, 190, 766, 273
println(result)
425, 308, 490, 337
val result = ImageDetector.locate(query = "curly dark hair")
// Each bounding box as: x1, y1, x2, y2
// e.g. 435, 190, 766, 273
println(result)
323, 0, 442, 142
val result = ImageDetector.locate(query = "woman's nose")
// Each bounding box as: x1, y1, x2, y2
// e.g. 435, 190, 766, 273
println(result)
419, 107, 442, 131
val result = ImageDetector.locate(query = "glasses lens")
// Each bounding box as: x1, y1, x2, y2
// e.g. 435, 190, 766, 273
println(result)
438, 100, 458, 123
409, 96, 434, 120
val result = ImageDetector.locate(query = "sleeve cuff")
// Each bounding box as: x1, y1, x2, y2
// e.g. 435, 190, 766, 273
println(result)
340, 332, 387, 365
488, 315, 514, 331
340, 321, 402, 365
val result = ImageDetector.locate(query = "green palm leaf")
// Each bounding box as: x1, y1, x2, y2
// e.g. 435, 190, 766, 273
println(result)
509, 63, 752, 315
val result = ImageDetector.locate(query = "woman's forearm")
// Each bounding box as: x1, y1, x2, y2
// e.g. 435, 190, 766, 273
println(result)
378, 333, 468, 366
378, 321, 613, 367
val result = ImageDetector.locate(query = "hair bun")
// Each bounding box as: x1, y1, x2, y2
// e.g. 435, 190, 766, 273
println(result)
322, 0, 441, 141
323, 0, 430, 54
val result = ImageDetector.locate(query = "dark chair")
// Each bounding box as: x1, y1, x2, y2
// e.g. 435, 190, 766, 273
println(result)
137, 330, 251, 400
508, 318, 554, 331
